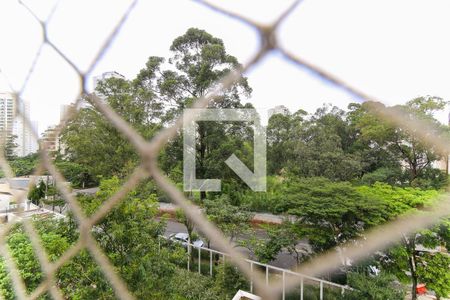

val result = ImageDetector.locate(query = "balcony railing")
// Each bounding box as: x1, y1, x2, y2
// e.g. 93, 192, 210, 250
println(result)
159, 235, 352, 300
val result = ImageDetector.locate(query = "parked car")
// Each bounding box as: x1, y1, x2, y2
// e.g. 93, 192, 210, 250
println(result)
169, 233, 205, 248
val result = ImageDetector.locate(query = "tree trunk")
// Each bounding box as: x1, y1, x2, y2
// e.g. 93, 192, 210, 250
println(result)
405, 236, 418, 300
409, 254, 418, 300
410, 164, 418, 183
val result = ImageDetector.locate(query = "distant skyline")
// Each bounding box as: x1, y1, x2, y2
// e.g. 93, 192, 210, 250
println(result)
13, 99, 39, 156
1, 0, 450, 133
0, 92, 38, 156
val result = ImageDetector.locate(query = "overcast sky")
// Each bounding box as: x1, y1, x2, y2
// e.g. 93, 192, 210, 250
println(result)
1, 0, 450, 134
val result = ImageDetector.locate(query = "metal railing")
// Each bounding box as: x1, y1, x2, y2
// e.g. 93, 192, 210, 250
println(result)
0, 1, 448, 299
159, 235, 351, 300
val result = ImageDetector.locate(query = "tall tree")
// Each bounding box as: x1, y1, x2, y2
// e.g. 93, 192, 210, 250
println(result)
61, 77, 160, 181
78, 177, 178, 299
349, 96, 448, 186
204, 195, 253, 243
3, 134, 18, 161
9, 153, 39, 177
285, 105, 363, 181
343, 272, 405, 300
416, 252, 450, 300
27, 180, 46, 206
62, 28, 253, 198
145, 28, 253, 200
266, 109, 306, 174
287, 177, 386, 252
384, 222, 449, 300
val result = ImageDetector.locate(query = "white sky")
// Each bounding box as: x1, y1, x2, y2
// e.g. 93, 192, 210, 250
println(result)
1, 0, 450, 134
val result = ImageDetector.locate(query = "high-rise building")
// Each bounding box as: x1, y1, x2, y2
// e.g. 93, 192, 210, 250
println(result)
268, 105, 290, 119
60, 104, 70, 121
41, 125, 60, 153
12, 100, 38, 157
92, 71, 125, 92
0, 92, 15, 137
29, 121, 38, 154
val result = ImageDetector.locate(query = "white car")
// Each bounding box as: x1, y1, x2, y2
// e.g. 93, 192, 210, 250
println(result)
169, 232, 205, 248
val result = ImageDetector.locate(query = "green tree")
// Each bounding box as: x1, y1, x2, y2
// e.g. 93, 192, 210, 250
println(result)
266, 109, 306, 174
57, 250, 115, 299
56, 160, 94, 188
42, 183, 67, 213
0, 224, 70, 299
356, 182, 438, 218
27, 180, 46, 206
142, 28, 253, 200
61, 99, 145, 182
241, 223, 292, 264
213, 262, 249, 299
61, 28, 253, 199
349, 97, 448, 186
1, 181, 247, 300
3, 134, 18, 161
289, 105, 363, 181
168, 269, 221, 300
354, 185, 442, 300
204, 195, 253, 243
77, 177, 176, 298
416, 252, 450, 300
9, 153, 38, 176
61, 73, 163, 182
360, 167, 403, 186
284, 178, 386, 252
383, 220, 450, 300
343, 272, 405, 300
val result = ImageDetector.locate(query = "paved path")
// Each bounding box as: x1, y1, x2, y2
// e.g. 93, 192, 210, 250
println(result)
163, 218, 306, 270
159, 202, 291, 225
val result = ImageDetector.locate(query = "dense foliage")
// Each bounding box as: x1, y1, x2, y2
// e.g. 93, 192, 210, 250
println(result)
8, 153, 39, 176
0, 178, 248, 299
240, 177, 438, 215
342, 272, 405, 300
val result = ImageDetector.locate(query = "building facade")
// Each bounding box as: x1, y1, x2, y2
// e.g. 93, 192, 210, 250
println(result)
12, 100, 39, 156
0, 93, 39, 157
268, 105, 290, 119
41, 125, 61, 153
0, 92, 15, 138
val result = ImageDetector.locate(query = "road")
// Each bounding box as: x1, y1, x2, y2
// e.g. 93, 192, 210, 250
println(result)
163, 219, 302, 269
